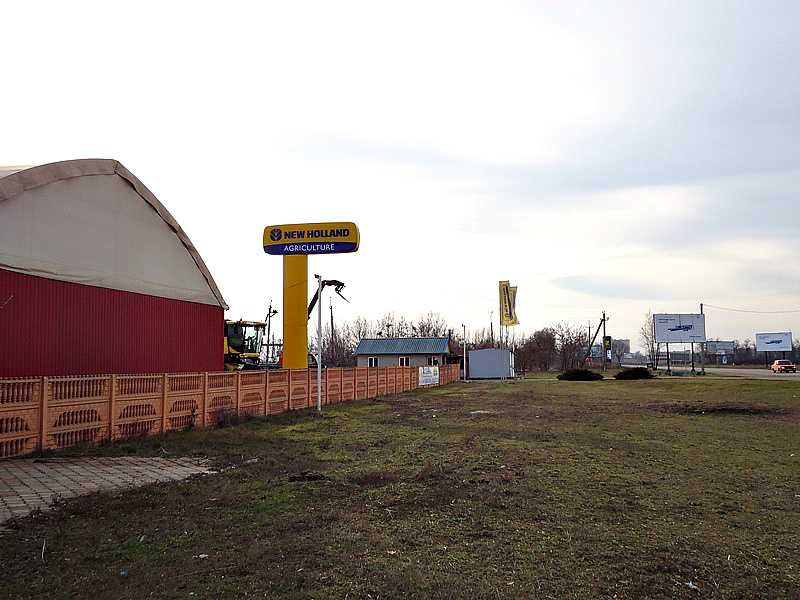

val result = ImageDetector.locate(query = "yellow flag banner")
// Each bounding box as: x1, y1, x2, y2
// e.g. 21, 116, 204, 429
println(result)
510, 286, 518, 324
499, 280, 519, 326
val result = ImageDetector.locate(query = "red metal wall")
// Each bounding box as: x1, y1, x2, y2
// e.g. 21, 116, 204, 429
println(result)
0, 268, 223, 377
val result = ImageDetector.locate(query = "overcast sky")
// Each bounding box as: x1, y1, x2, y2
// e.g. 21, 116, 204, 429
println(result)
3, 1, 799, 348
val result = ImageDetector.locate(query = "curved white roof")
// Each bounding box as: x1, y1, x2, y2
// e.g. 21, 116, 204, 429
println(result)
0, 166, 31, 179
0, 159, 227, 308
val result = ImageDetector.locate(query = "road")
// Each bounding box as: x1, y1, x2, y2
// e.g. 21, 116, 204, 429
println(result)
703, 367, 800, 380
637, 364, 800, 380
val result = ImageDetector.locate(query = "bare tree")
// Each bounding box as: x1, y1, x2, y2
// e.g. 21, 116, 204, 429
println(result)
639, 311, 656, 366
611, 339, 628, 366
349, 316, 374, 343
469, 327, 495, 349
395, 315, 412, 337
532, 328, 557, 371
514, 328, 557, 374
376, 313, 398, 337
322, 322, 356, 367
413, 312, 448, 337
554, 322, 588, 370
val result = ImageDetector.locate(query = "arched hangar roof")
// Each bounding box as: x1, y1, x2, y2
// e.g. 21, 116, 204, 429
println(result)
0, 159, 227, 308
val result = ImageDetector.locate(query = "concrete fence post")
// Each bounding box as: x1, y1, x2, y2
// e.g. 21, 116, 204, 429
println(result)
161, 373, 168, 434
235, 371, 241, 416
109, 374, 117, 441
39, 377, 48, 452
202, 372, 208, 428
264, 370, 270, 416
306, 368, 311, 409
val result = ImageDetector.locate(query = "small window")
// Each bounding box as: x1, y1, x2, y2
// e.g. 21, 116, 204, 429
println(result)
427, 356, 439, 366
399, 356, 410, 367
368, 356, 378, 368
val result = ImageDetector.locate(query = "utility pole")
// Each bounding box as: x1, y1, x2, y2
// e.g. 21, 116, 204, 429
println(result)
582, 316, 606, 366
314, 274, 323, 413
490, 311, 494, 346
602, 311, 607, 372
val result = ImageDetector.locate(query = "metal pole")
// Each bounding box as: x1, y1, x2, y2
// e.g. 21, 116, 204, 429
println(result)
265, 299, 272, 363
666, 342, 671, 374
462, 323, 467, 381
315, 274, 323, 413
499, 299, 503, 350
499, 311, 503, 349
700, 303, 705, 375
691, 342, 695, 373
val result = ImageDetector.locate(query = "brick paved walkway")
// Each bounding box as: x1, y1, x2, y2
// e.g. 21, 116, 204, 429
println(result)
0, 457, 211, 525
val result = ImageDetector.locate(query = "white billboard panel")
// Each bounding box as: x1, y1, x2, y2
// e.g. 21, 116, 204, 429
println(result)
654, 314, 706, 343
706, 341, 734, 355
755, 332, 793, 352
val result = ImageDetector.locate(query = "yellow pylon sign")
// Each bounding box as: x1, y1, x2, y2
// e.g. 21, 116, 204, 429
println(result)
263, 222, 360, 369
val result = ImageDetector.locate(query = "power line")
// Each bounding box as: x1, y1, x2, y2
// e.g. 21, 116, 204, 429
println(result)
703, 303, 800, 315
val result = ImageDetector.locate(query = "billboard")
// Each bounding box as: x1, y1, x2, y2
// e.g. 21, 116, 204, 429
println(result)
653, 314, 706, 343
755, 332, 793, 352
706, 341, 734, 355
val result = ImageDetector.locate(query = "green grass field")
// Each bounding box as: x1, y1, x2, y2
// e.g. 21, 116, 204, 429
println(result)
2, 376, 798, 599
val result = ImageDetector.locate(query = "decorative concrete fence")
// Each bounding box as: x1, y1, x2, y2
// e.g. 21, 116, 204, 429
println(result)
0, 365, 459, 460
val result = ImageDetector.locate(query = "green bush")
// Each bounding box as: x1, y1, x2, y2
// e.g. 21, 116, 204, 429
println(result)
614, 367, 654, 380
557, 368, 603, 381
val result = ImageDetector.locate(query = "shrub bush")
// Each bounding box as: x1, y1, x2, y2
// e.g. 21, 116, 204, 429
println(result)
614, 367, 654, 380
557, 368, 603, 381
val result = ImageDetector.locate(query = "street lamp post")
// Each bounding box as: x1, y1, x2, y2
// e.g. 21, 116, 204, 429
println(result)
314, 274, 323, 413
462, 323, 467, 381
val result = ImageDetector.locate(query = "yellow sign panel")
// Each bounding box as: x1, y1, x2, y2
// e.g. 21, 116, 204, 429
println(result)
499, 280, 519, 326
263, 222, 360, 255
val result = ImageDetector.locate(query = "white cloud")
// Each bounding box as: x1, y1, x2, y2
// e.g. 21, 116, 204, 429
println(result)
2, 1, 800, 348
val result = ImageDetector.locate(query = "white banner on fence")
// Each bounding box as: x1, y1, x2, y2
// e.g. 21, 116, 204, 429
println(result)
755, 332, 793, 352
419, 366, 440, 386
653, 314, 706, 343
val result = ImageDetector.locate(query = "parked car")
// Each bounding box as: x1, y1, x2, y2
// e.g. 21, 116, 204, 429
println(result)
771, 359, 797, 373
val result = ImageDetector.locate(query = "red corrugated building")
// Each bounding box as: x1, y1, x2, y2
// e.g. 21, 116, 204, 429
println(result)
0, 159, 228, 377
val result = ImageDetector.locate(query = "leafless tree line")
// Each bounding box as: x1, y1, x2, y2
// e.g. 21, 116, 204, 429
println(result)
315, 311, 595, 372
314, 312, 451, 367
512, 323, 591, 373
